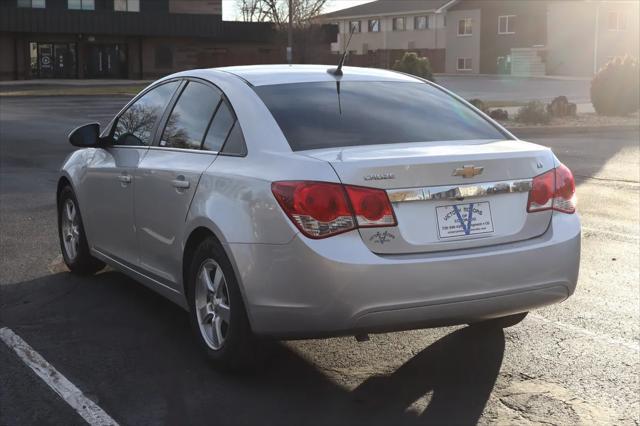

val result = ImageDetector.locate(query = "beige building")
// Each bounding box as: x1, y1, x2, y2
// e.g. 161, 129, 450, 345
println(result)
442, 0, 639, 76
323, 0, 639, 78
546, 0, 640, 77
321, 0, 455, 54
444, 8, 481, 73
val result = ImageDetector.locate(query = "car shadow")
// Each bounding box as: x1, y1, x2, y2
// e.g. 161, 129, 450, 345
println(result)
1, 270, 505, 425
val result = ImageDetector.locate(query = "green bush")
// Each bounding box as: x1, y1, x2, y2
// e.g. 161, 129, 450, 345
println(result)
516, 101, 550, 124
392, 52, 435, 82
591, 56, 640, 116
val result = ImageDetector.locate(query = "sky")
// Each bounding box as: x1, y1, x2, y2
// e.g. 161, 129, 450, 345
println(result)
222, 0, 375, 21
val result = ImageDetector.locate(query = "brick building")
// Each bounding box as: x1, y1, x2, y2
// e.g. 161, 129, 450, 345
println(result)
0, 0, 277, 80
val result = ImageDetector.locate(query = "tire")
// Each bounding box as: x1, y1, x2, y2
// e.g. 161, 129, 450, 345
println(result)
57, 185, 105, 275
187, 236, 257, 370
472, 312, 528, 329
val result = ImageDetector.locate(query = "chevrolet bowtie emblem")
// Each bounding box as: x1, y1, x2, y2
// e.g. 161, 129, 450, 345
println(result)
453, 165, 484, 178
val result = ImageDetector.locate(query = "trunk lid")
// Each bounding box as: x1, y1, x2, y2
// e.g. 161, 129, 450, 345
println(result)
302, 139, 555, 254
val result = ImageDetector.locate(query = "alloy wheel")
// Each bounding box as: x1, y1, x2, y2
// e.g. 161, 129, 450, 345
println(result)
194, 259, 231, 350
61, 198, 80, 261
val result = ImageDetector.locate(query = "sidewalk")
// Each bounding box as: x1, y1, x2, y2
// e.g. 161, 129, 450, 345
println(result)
0, 79, 150, 88
0, 80, 150, 97
434, 73, 592, 82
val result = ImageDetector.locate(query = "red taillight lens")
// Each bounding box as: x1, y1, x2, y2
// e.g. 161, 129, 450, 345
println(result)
271, 181, 397, 238
271, 181, 356, 238
344, 185, 397, 227
527, 164, 576, 214
553, 163, 576, 213
528, 169, 555, 212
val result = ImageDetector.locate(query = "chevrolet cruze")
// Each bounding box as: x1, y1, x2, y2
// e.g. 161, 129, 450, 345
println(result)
58, 65, 581, 368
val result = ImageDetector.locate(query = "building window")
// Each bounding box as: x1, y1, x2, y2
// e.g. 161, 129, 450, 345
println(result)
368, 19, 380, 32
608, 11, 626, 31
392, 17, 405, 31
498, 15, 515, 34
458, 18, 472, 36
155, 46, 174, 69
68, 0, 95, 10
414, 16, 429, 30
349, 21, 361, 33
114, 0, 140, 12
457, 58, 472, 71
17, 0, 45, 7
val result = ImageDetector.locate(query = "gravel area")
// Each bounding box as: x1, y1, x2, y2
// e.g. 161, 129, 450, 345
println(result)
501, 112, 640, 128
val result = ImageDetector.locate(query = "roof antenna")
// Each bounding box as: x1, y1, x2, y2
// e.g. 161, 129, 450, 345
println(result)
328, 24, 356, 76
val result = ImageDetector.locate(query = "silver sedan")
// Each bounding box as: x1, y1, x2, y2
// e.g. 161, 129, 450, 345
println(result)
58, 65, 581, 369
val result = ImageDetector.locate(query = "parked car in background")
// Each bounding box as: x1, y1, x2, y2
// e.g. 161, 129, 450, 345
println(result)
58, 65, 581, 369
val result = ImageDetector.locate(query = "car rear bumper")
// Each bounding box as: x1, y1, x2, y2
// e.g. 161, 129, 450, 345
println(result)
227, 213, 580, 338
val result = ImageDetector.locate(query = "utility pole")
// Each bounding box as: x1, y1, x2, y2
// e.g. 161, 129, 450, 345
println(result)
593, 1, 601, 75
287, 0, 293, 64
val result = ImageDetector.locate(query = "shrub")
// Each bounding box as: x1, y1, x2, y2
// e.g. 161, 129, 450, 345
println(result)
392, 52, 435, 82
591, 56, 640, 116
547, 96, 577, 118
468, 98, 488, 112
516, 101, 550, 124
489, 109, 509, 120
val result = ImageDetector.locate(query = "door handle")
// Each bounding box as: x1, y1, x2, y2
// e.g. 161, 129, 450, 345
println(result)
118, 174, 132, 184
171, 177, 190, 189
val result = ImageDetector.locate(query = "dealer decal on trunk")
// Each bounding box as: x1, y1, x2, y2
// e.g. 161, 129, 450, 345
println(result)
436, 202, 494, 239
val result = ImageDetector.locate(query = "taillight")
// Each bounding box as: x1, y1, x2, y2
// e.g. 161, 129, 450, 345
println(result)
553, 163, 576, 213
527, 164, 576, 214
271, 181, 396, 239
344, 185, 396, 227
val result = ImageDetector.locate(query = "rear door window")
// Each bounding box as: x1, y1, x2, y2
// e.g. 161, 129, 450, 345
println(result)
160, 81, 221, 150
202, 101, 235, 152
254, 81, 507, 151
220, 121, 247, 156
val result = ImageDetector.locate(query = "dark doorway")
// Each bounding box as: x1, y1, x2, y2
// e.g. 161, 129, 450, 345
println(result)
37, 44, 54, 78
86, 44, 128, 78
30, 42, 77, 78
54, 44, 77, 78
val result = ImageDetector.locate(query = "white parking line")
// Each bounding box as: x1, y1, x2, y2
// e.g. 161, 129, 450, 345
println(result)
0, 327, 119, 426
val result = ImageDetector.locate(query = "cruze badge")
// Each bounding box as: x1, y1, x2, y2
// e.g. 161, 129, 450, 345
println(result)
364, 173, 395, 181
453, 165, 484, 179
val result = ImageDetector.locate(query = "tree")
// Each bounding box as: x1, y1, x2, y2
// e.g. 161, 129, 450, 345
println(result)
237, 0, 269, 22
591, 55, 639, 116
236, 0, 328, 28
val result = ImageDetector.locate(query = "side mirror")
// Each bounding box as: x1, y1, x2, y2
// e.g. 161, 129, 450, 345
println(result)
68, 123, 101, 147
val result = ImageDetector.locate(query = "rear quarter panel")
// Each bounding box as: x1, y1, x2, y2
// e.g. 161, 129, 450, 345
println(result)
185, 151, 339, 246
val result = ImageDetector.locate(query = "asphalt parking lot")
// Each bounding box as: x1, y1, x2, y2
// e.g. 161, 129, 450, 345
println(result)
1, 95, 638, 425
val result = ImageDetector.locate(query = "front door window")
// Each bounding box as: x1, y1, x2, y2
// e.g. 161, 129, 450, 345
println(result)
111, 81, 181, 146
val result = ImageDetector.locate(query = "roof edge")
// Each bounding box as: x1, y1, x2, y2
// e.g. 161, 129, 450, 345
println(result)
319, 0, 460, 21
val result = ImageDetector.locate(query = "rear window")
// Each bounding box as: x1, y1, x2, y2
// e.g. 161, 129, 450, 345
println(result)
254, 81, 506, 151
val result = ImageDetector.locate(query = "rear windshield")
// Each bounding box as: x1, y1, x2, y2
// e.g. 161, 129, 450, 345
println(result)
254, 81, 507, 151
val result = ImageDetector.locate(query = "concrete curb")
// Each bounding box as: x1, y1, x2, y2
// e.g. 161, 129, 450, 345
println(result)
507, 124, 640, 137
